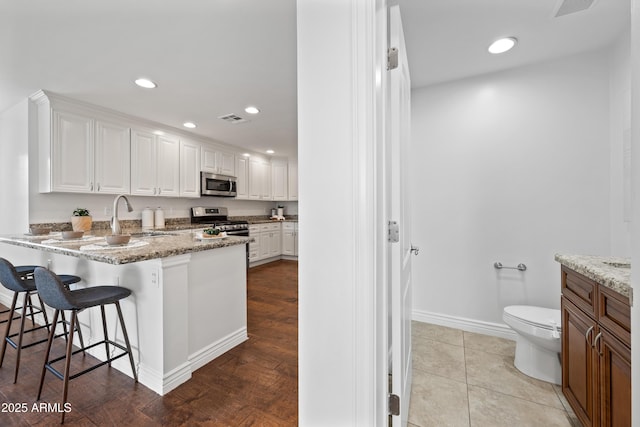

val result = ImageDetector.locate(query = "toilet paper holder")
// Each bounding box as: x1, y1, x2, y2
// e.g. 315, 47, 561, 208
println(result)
494, 262, 527, 271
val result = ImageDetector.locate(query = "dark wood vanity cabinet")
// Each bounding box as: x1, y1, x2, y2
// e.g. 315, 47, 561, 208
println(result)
561, 266, 631, 427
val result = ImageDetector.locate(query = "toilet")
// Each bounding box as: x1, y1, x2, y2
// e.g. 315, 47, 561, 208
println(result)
503, 305, 562, 385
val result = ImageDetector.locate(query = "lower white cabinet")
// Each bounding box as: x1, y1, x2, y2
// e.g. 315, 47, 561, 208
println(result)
282, 222, 298, 256
249, 222, 298, 265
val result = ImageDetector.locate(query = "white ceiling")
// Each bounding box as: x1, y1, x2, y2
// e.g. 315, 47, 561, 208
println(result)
0, 0, 298, 157
0, 0, 630, 159
401, 0, 630, 88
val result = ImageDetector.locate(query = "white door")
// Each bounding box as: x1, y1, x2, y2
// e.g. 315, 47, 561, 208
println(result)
388, 4, 413, 426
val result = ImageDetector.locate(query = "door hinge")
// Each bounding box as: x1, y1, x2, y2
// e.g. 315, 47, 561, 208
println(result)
388, 221, 399, 243
387, 47, 398, 70
388, 393, 400, 416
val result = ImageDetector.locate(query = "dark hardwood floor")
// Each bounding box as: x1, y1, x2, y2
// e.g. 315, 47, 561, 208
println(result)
0, 260, 298, 426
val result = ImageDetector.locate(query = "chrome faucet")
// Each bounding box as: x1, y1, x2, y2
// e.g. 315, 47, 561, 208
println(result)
111, 194, 134, 235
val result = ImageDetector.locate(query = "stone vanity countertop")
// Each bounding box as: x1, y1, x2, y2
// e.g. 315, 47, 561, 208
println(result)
554, 253, 631, 300
0, 230, 253, 266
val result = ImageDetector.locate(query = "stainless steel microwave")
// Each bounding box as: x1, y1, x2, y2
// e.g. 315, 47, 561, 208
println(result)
200, 172, 237, 197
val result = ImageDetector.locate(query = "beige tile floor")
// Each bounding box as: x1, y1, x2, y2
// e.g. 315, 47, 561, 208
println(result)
409, 322, 580, 427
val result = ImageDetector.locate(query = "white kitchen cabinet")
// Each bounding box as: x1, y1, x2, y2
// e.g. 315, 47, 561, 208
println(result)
94, 120, 131, 194
250, 223, 282, 264
201, 145, 236, 176
180, 139, 201, 198
131, 130, 180, 197
235, 156, 249, 199
264, 223, 282, 257
249, 157, 271, 200
271, 160, 288, 201
282, 222, 298, 256
288, 160, 298, 201
50, 110, 94, 193
44, 108, 130, 194
248, 224, 260, 261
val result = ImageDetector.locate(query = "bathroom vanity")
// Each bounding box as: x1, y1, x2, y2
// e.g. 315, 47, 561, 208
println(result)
555, 254, 631, 427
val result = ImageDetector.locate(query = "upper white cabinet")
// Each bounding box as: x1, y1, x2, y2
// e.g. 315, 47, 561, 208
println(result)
271, 160, 288, 201
50, 110, 93, 193
201, 145, 236, 176
38, 100, 130, 194
31, 91, 298, 202
236, 156, 250, 199
131, 130, 179, 197
94, 120, 131, 194
249, 157, 271, 200
180, 139, 201, 198
288, 160, 298, 201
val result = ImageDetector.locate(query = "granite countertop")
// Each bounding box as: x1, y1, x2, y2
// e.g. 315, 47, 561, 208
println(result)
554, 253, 631, 300
247, 219, 298, 224
234, 215, 298, 224
0, 229, 252, 265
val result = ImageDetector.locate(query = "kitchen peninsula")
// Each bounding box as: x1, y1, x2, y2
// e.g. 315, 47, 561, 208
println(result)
0, 230, 252, 395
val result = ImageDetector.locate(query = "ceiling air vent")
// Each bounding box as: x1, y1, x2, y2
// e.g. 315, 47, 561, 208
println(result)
554, 0, 597, 17
218, 113, 247, 124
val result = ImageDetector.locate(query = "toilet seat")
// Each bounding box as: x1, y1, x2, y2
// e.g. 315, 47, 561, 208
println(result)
503, 305, 561, 331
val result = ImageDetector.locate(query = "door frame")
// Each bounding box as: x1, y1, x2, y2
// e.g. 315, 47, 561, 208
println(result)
297, 0, 391, 425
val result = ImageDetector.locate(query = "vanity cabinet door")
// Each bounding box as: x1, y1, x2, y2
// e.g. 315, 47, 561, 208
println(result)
598, 329, 631, 427
562, 297, 598, 427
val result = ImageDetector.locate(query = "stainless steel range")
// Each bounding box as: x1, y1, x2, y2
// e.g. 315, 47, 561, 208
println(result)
190, 207, 249, 236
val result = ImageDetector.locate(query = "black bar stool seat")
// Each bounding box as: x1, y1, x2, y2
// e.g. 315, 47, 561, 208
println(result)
0, 258, 83, 384
34, 267, 137, 424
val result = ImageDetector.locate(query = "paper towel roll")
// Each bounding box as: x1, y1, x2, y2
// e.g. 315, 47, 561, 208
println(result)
142, 207, 154, 229
155, 207, 165, 229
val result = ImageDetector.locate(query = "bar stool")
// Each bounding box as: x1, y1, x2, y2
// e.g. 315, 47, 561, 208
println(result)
34, 267, 137, 424
0, 258, 83, 383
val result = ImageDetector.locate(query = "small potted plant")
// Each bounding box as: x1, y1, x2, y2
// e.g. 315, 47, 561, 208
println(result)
71, 208, 92, 232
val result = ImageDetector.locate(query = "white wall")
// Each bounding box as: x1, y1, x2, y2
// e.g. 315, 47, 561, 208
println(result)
27, 191, 288, 225
0, 99, 29, 233
609, 29, 632, 256
411, 49, 616, 327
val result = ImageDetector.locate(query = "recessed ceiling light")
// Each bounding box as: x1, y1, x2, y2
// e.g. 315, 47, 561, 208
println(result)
488, 37, 517, 54
242, 153, 251, 157
183, 122, 196, 129
134, 78, 157, 89
266, 149, 275, 154
245, 106, 260, 115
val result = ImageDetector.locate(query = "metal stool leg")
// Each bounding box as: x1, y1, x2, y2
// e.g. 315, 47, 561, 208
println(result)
60, 311, 76, 425
26, 294, 36, 326
100, 305, 110, 366
13, 292, 30, 384
115, 301, 137, 382
0, 292, 19, 367
36, 294, 51, 333
37, 310, 59, 400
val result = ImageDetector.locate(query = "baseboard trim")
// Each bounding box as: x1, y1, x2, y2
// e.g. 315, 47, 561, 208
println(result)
189, 327, 248, 372
412, 309, 517, 341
